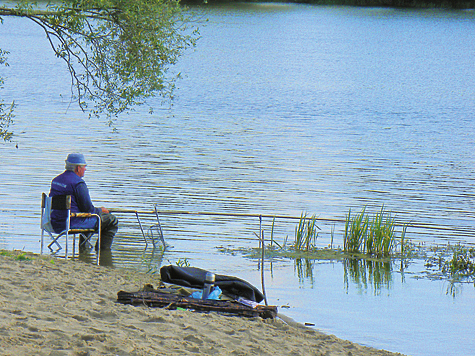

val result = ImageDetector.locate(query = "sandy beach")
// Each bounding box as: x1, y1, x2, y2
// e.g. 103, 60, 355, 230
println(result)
0, 250, 405, 356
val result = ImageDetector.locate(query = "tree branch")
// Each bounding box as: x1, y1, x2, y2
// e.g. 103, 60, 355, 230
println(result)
0, 0, 198, 126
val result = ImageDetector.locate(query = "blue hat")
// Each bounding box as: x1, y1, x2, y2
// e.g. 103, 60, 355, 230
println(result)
65, 153, 87, 165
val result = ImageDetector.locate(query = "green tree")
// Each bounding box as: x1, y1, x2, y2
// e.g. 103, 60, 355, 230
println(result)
0, 49, 15, 141
0, 0, 198, 141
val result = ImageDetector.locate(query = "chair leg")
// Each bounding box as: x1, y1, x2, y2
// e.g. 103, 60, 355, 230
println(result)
97, 220, 102, 266
41, 229, 44, 255
47, 233, 62, 252
47, 241, 61, 252
72, 234, 76, 259
78, 233, 94, 250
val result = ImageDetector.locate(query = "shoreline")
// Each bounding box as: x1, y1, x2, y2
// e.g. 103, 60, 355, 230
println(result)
0, 250, 405, 355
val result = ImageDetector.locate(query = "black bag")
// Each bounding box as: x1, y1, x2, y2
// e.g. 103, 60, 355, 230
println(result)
160, 265, 265, 303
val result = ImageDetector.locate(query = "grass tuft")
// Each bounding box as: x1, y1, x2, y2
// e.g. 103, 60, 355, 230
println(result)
344, 206, 406, 257
344, 207, 369, 254
293, 213, 320, 252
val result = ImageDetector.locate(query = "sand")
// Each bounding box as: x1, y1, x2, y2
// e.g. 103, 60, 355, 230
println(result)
0, 250, 405, 356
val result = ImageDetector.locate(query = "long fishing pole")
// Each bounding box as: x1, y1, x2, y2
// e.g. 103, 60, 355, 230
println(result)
109, 208, 473, 234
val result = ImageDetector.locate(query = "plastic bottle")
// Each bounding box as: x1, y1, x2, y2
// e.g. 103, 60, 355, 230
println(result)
207, 286, 222, 300
202, 272, 215, 300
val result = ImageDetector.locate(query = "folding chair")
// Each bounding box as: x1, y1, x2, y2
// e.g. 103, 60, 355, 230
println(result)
40, 193, 101, 262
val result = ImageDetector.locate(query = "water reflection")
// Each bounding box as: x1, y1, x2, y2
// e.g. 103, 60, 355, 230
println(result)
288, 249, 475, 298
76, 249, 114, 267
76, 244, 166, 271
288, 254, 396, 293
139, 247, 165, 275
343, 257, 393, 293
295, 258, 315, 286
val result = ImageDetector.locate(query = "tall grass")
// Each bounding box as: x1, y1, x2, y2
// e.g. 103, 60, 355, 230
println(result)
344, 207, 369, 254
344, 206, 406, 257
367, 206, 396, 257
293, 213, 320, 251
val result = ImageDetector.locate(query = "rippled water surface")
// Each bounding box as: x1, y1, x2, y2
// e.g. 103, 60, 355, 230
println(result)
1, 3, 475, 356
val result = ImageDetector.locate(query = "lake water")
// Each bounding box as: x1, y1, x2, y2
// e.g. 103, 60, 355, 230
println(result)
1, 3, 475, 356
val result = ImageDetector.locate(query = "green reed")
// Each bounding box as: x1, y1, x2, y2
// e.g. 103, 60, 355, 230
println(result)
344, 207, 369, 254
443, 245, 475, 277
344, 206, 406, 257
293, 213, 320, 251
366, 206, 396, 257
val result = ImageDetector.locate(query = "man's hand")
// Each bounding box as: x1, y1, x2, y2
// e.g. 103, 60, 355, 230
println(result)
101, 207, 109, 214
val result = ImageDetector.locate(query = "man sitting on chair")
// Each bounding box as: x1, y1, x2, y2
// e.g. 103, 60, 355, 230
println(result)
49, 153, 118, 250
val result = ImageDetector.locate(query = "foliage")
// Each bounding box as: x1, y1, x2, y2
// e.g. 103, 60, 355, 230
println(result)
344, 206, 407, 257
442, 245, 475, 278
293, 213, 320, 252
0, 250, 12, 257
0, 249, 34, 261
442, 246, 475, 296
0, 49, 15, 141
423, 244, 475, 297
15, 252, 33, 261
0, 0, 199, 140
176, 258, 190, 267
267, 208, 405, 256
344, 207, 368, 254
366, 206, 403, 257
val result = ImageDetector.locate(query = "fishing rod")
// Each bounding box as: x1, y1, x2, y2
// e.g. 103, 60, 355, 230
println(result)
109, 208, 472, 234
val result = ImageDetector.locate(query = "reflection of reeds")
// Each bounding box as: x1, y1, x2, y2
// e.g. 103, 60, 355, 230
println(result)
344, 257, 393, 292
293, 213, 320, 251
295, 257, 315, 285
344, 206, 406, 257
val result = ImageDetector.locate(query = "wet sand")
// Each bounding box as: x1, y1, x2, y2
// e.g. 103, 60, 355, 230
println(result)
0, 250, 405, 356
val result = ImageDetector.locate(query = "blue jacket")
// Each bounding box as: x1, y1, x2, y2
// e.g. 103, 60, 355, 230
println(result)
49, 170, 101, 232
